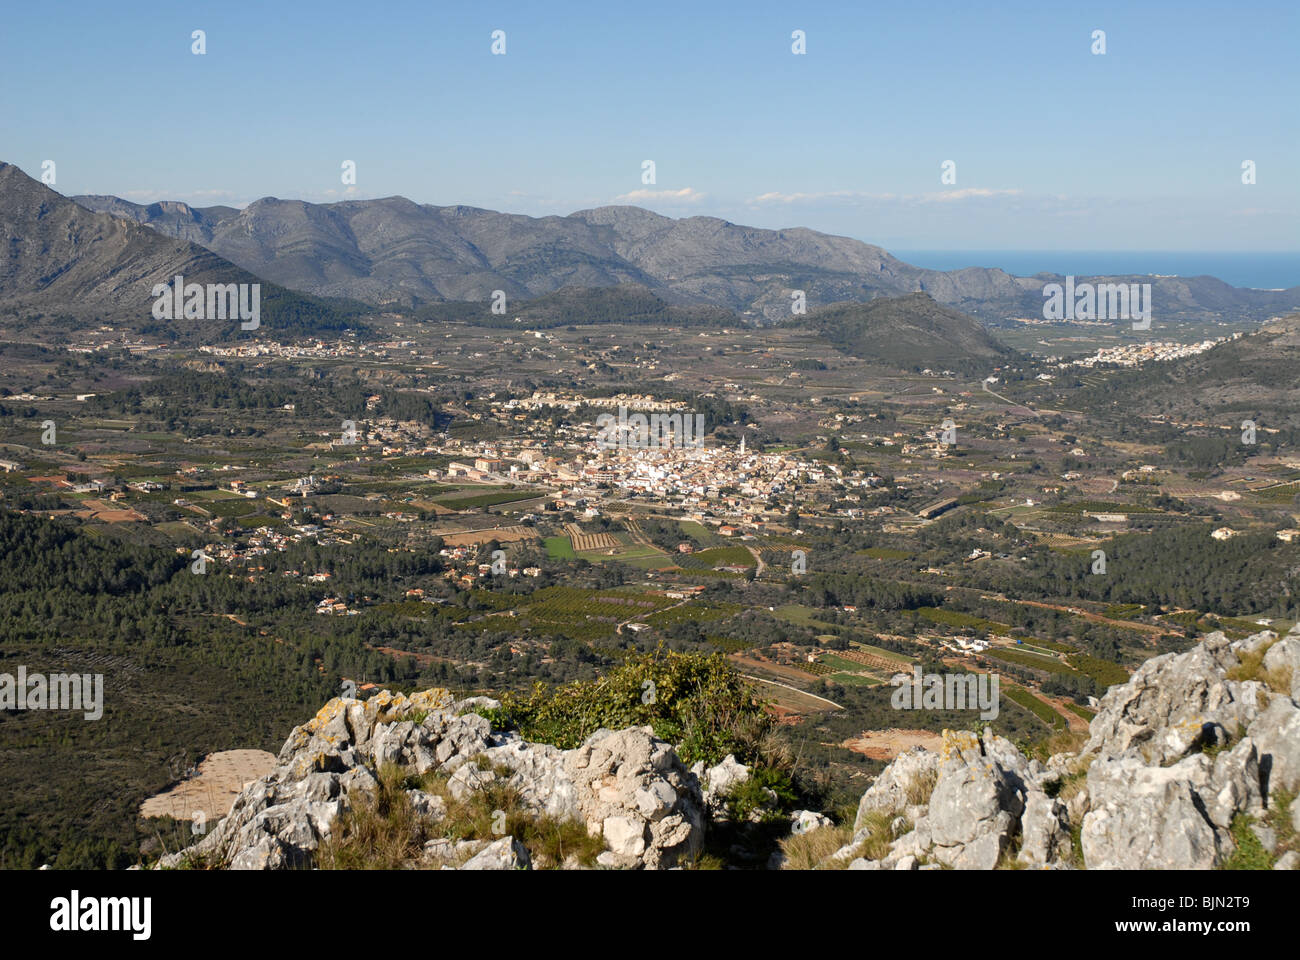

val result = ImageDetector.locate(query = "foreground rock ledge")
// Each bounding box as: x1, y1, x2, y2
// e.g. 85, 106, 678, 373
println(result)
820, 628, 1300, 870
158, 688, 704, 870
160, 627, 1300, 870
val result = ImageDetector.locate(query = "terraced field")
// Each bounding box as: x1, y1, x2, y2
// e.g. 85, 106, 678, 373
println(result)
564, 523, 622, 552
441, 525, 538, 547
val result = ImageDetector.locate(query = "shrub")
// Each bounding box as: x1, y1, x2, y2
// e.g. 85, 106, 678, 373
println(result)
497, 646, 770, 766
722, 765, 799, 823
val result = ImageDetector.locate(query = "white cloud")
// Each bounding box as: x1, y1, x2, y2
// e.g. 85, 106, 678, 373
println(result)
613, 187, 706, 204
749, 188, 1020, 205
921, 188, 1023, 203
749, 190, 894, 204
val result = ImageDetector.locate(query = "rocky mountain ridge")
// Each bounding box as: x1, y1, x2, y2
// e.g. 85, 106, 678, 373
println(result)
0, 163, 363, 341
158, 625, 1300, 870
71, 188, 1300, 324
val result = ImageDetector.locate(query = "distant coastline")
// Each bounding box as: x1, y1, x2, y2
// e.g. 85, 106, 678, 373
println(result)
890, 250, 1300, 291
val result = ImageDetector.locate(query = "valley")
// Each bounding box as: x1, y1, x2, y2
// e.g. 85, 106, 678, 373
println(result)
2, 272, 1298, 866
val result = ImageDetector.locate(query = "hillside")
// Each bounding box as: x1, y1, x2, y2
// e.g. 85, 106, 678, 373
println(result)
70, 187, 1300, 324
1052, 312, 1300, 430
0, 164, 365, 343
807, 293, 1019, 374
412, 282, 736, 329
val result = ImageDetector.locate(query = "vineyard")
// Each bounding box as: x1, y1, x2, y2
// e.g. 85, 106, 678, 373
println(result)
434, 488, 545, 511
839, 646, 912, 673
674, 546, 755, 570
1003, 686, 1066, 729
564, 523, 622, 552
520, 587, 678, 641
983, 647, 1078, 678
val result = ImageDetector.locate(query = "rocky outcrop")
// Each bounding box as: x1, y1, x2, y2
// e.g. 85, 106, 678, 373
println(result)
565, 727, 704, 869
830, 728, 1065, 871
826, 628, 1300, 870
159, 689, 702, 870
163, 628, 1299, 872
852, 746, 941, 831
1081, 631, 1265, 765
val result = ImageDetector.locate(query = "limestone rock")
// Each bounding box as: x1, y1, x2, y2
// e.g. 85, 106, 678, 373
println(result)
1018, 792, 1071, 867
1262, 634, 1300, 699
565, 727, 704, 869
1081, 755, 1227, 869
1248, 697, 1300, 795
462, 836, 530, 870
853, 747, 941, 829
1083, 631, 1266, 765
791, 810, 833, 835
158, 687, 701, 871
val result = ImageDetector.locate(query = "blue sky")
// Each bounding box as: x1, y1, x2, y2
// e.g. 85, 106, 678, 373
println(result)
2, 0, 1295, 250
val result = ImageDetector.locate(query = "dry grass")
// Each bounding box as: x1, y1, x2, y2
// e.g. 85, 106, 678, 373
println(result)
904, 768, 938, 807
1050, 752, 1093, 812
778, 822, 855, 870
850, 811, 902, 863
317, 765, 433, 870
1027, 727, 1089, 764
1228, 637, 1292, 694
318, 763, 607, 870
995, 838, 1026, 870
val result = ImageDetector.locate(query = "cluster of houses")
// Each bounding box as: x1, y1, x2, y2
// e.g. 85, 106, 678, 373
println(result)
437, 543, 542, 588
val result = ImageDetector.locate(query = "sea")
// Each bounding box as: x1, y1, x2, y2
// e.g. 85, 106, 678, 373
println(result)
889, 250, 1300, 291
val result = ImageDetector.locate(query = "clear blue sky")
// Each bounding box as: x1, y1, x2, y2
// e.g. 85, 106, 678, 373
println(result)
2, 0, 1295, 250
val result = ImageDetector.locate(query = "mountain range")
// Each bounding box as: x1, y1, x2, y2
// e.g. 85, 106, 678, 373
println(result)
4, 157, 1297, 353
72, 189, 1300, 324
0, 163, 362, 342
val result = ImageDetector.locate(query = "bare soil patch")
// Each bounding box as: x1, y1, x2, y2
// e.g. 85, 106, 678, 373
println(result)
841, 728, 944, 761
140, 749, 276, 823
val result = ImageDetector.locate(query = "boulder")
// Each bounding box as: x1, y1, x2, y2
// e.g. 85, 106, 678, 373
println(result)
690, 753, 751, 821
791, 810, 833, 835
565, 727, 704, 869
852, 747, 941, 829
1018, 792, 1071, 867
1262, 634, 1300, 700
1081, 755, 1227, 869
1248, 696, 1300, 796
462, 836, 530, 870
1083, 632, 1266, 765
925, 730, 1025, 867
